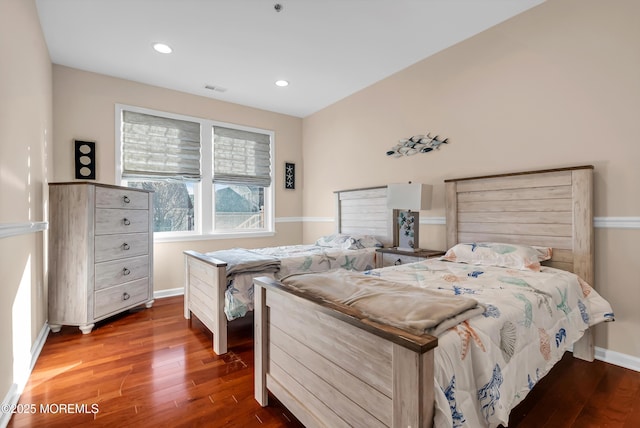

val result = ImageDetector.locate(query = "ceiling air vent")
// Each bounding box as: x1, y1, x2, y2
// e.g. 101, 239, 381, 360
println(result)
204, 84, 227, 93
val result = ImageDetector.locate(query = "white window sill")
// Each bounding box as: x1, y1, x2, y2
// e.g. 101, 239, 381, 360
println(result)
154, 230, 276, 243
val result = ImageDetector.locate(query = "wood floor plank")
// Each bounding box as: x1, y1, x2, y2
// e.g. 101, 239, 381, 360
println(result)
509, 353, 605, 427
573, 363, 640, 427
622, 381, 640, 428
7, 296, 640, 428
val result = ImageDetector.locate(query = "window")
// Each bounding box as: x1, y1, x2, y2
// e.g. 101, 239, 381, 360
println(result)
116, 105, 274, 240
213, 126, 271, 231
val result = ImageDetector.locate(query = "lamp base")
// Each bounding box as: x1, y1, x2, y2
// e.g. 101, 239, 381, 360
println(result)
395, 210, 420, 252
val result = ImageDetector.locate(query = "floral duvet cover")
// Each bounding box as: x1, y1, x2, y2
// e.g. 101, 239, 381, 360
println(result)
224, 245, 377, 320
361, 259, 614, 427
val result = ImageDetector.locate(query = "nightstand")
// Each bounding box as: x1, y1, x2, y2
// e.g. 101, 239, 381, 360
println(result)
375, 248, 445, 268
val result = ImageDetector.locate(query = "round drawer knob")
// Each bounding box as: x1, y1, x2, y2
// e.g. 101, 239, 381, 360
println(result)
122, 243, 130, 250
123, 218, 131, 226
394, 258, 402, 266
123, 196, 130, 204
122, 268, 131, 275
123, 292, 130, 301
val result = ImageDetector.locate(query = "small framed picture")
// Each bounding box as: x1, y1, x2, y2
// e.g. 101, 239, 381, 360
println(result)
75, 140, 96, 180
284, 162, 295, 190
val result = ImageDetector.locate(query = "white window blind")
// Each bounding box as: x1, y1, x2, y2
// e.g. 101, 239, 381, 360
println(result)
122, 111, 201, 181
213, 126, 271, 187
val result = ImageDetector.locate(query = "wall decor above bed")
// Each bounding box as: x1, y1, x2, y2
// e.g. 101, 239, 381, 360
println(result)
386, 132, 448, 157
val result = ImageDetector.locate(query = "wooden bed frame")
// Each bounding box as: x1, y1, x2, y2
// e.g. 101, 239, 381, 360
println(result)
253, 165, 596, 427
183, 186, 394, 355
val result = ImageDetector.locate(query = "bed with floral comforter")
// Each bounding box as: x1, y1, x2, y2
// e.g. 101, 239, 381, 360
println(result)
216, 234, 381, 320
351, 255, 614, 427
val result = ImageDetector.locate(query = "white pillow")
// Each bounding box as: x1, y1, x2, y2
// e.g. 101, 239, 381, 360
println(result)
441, 242, 551, 272
532, 245, 553, 262
315, 233, 351, 248
342, 235, 383, 250
315, 233, 383, 250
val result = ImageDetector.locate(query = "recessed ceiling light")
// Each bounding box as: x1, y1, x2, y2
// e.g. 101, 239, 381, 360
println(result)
275, 80, 289, 87
153, 43, 172, 54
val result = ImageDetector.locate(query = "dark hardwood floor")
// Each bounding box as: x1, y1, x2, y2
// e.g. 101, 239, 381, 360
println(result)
9, 296, 302, 428
505, 352, 640, 428
8, 296, 640, 427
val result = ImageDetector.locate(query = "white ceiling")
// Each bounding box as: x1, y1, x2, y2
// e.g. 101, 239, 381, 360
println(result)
35, 0, 544, 118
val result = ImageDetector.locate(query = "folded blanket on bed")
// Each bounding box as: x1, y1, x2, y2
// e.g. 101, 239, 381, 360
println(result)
283, 269, 485, 337
205, 248, 281, 276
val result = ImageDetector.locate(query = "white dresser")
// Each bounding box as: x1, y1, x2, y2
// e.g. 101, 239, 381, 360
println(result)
48, 182, 154, 334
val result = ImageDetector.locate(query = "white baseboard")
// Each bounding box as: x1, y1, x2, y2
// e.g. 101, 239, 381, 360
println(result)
595, 346, 640, 372
0, 383, 18, 428
0, 323, 49, 428
154, 287, 184, 299
29, 324, 49, 373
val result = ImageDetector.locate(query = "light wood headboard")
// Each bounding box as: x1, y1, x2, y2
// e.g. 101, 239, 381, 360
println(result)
444, 165, 594, 285
334, 186, 394, 247
445, 165, 596, 360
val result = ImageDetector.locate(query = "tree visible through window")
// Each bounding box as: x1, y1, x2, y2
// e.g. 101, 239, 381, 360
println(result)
128, 181, 195, 232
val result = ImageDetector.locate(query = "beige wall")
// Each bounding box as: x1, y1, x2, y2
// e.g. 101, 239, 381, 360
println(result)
302, 0, 640, 358
52, 66, 304, 292
0, 0, 52, 410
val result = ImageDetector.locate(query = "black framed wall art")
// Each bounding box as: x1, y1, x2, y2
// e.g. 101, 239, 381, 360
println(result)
285, 162, 295, 190
74, 140, 96, 180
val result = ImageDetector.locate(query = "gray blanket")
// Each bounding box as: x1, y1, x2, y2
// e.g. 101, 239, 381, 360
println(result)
205, 248, 280, 276
283, 269, 485, 337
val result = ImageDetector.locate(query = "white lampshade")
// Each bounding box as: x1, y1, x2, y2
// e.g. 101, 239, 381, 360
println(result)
386, 183, 432, 211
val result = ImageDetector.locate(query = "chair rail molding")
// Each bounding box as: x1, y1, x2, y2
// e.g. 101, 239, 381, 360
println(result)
299, 217, 640, 230
594, 217, 640, 229
0, 222, 48, 239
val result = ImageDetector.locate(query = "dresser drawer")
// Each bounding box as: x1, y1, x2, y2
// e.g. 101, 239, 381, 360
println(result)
95, 186, 149, 210
381, 253, 426, 267
94, 278, 150, 319
95, 255, 149, 290
95, 208, 149, 235
95, 233, 149, 262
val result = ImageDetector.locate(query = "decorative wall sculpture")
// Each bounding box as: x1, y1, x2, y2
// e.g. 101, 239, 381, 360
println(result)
386, 133, 448, 157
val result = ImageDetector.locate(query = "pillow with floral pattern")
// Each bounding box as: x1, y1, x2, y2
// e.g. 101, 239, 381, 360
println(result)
441, 242, 551, 272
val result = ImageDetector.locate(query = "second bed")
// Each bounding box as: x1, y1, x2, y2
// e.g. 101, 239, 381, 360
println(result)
183, 186, 394, 354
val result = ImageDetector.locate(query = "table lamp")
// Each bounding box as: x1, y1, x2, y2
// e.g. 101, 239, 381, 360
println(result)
386, 183, 432, 252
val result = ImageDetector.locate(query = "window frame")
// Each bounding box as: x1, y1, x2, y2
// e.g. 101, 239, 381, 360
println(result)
115, 104, 275, 242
